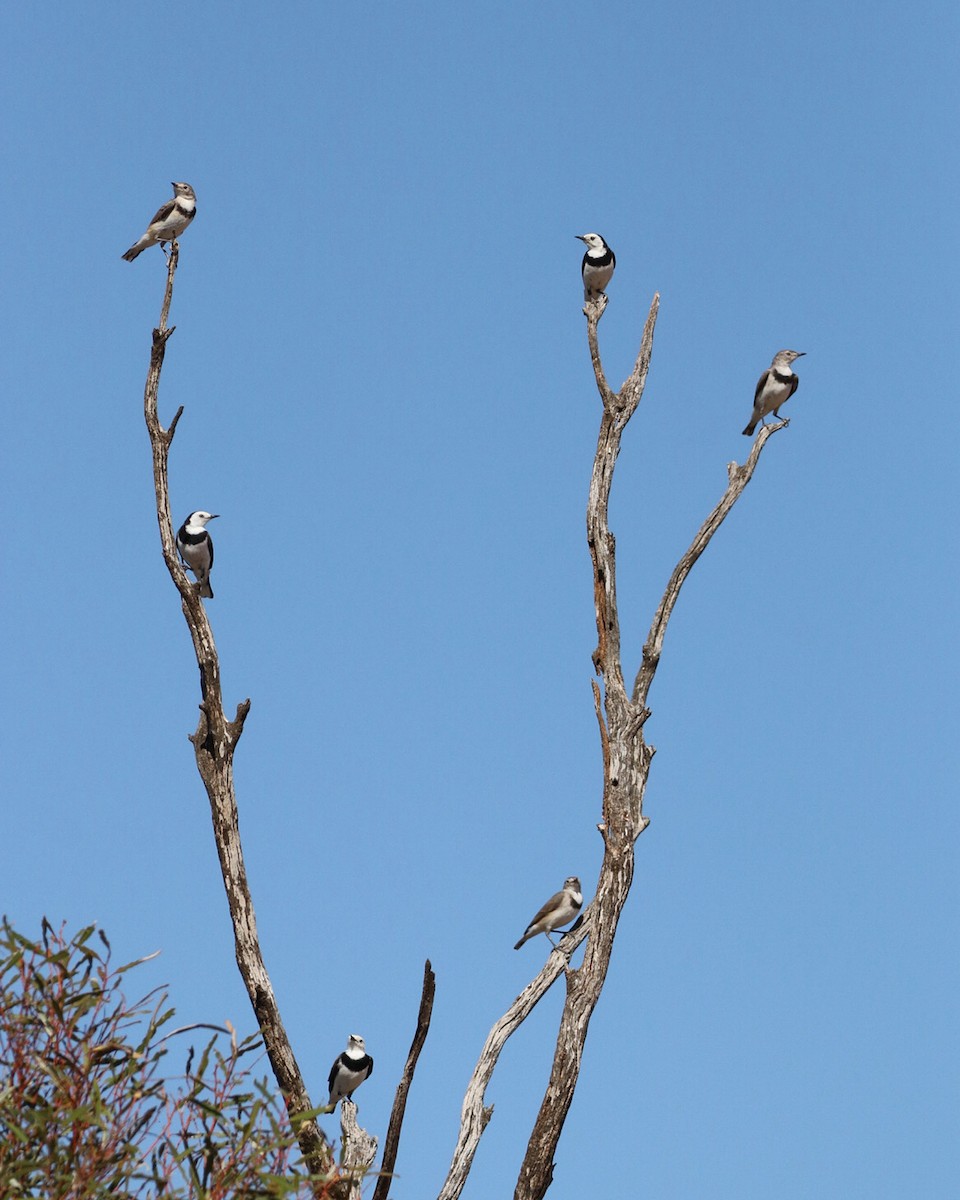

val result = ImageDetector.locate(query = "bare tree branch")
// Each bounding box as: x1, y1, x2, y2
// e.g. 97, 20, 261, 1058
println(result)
373, 960, 436, 1200
140, 245, 348, 1196
584, 294, 618, 409
437, 296, 660, 1200
436, 920, 591, 1200
511, 296, 784, 1200
633, 420, 786, 706
587, 295, 661, 693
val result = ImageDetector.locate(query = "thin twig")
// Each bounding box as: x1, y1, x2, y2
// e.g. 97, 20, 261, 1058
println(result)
154, 1022, 233, 1048
372, 960, 436, 1200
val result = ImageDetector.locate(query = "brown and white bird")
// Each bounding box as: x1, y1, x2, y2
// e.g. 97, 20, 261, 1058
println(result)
576, 233, 616, 301
514, 876, 583, 950
742, 350, 805, 436
176, 511, 217, 599
327, 1034, 373, 1107
122, 182, 197, 261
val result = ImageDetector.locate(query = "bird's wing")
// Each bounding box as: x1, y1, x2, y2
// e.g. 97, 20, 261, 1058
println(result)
753, 369, 771, 405
787, 374, 800, 398
207, 534, 214, 569
147, 198, 177, 227
327, 1056, 340, 1093
527, 889, 564, 929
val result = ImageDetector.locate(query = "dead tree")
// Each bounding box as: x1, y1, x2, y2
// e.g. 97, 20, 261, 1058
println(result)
139, 248, 784, 1200
438, 291, 786, 1200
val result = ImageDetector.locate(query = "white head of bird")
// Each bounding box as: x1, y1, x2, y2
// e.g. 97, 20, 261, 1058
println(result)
576, 233, 608, 256
345, 1034, 366, 1058
184, 511, 218, 531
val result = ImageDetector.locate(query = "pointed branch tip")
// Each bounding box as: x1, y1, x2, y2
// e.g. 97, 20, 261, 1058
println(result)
167, 405, 185, 441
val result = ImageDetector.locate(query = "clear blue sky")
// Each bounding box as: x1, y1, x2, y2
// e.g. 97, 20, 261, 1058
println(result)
2, 2, 957, 1196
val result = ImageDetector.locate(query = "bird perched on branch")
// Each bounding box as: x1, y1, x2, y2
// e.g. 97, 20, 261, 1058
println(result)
576, 233, 616, 301
327, 1034, 374, 1107
514, 876, 583, 950
176, 511, 218, 599
122, 182, 197, 261
742, 350, 805, 436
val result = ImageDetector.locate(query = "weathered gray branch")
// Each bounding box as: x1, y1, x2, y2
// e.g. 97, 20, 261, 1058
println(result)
338, 1102, 379, 1200
511, 296, 659, 1200
436, 918, 592, 1200
512, 296, 785, 1200
141, 245, 354, 1197
633, 421, 785, 706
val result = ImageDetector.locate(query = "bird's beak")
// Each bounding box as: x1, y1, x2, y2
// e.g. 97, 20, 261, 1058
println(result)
575, 234, 587, 243
210, 514, 220, 520
171, 181, 177, 188
796, 352, 806, 358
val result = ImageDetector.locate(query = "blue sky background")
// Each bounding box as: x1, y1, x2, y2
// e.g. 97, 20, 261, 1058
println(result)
1, 1, 957, 1196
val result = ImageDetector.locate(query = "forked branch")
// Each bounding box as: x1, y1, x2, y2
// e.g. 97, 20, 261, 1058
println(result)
511, 296, 660, 1200
437, 920, 591, 1200
512, 295, 782, 1200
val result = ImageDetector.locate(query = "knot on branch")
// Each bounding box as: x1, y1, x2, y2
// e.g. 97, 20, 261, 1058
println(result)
252, 986, 270, 1024
188, 703, 211, 748
640, 640, 660, 672
188, 702, 222, 766
625, 707, 651, 739
151, 325, 176, 348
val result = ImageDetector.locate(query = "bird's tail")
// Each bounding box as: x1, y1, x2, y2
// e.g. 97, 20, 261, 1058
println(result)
742, 420, 757, 437
200, 579, 214, 599
122, 234, 154, 261
513, 933, 530, 950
